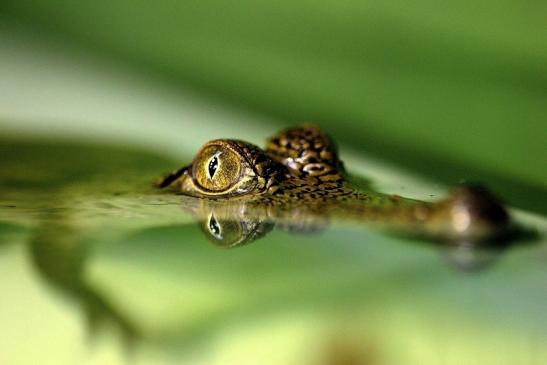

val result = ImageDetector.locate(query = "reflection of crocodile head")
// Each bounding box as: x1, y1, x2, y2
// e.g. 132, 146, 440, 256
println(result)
442, 240, 508, 272
180, 197, 275, 247
180, 195, 330, 248
179, 187, 521, 275
199, 211, 274, 248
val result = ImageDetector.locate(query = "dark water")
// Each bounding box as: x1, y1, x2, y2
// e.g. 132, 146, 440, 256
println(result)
1, 138, 546, 365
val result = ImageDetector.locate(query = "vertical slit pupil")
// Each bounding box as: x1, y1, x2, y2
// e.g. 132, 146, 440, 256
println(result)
209, 215, 221, 239
208, 156, 219, 179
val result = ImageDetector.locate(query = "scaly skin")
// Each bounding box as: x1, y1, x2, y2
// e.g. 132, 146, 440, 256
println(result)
159, 125, 510, 245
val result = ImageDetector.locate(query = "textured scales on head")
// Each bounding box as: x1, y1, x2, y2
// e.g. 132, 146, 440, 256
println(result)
265, 124, 345, 179
261, 124, 362, 204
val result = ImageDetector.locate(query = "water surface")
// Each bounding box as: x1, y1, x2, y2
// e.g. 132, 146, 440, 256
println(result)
1, 137, 546, 365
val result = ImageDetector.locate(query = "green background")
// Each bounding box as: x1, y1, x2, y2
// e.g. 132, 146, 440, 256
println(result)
1, 0, 545, 213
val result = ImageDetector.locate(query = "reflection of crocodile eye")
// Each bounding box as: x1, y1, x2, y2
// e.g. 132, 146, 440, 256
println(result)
208, 214, 222, 240
208, 155, 219, 180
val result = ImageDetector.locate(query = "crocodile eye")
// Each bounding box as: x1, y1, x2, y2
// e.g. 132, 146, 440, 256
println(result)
184, 139, 275, 197
193, 145, 241, 193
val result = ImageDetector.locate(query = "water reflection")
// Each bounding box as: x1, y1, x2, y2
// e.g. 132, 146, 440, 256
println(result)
5, 185, 529, 358
180, 195, 528, 272
4, 189, 535, 362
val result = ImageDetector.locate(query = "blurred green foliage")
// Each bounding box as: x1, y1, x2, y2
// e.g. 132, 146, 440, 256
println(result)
0, 3, 546, 361
1, 0, 545, 213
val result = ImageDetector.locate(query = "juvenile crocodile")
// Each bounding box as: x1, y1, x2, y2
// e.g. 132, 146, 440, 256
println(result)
158, 125, 510, 244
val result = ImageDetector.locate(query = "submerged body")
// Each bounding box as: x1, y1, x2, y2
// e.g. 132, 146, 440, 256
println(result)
159, 125, 509, 244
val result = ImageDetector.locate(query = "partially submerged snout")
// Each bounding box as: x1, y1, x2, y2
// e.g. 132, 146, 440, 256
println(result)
432, 184, 510, 242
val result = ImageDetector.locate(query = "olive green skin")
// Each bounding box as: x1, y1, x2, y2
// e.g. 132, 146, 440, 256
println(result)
159, 125, 510, 245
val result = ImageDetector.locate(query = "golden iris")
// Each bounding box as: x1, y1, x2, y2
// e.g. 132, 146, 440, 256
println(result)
193, 144, 242, 193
